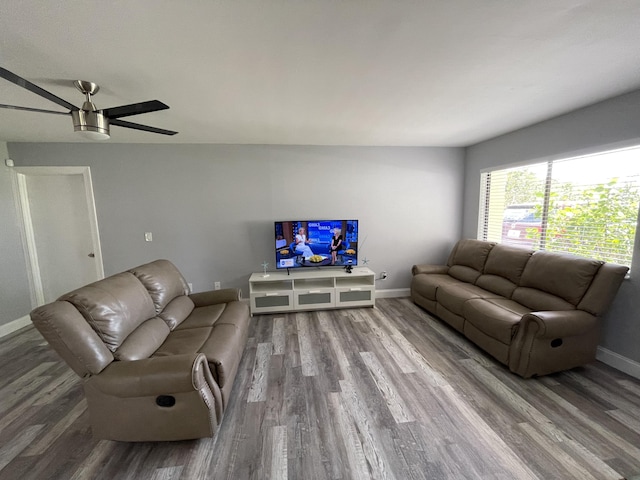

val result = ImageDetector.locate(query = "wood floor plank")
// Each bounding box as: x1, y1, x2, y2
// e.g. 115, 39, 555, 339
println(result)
360, 351, 415, 424
150, 465, 183, 480
518, 422, 618, 480
0, 425, 43, 471
68, 439, 117, 480
363, 312, 417, 374
2, 298, 640, 479
247, 342, 272, 403
317, 310, 351, 375
339, 375, 398, 480
528, 379, 640, 463
606, 408, 640, 436
272, 317, 286, 355
270, 425, 288, 480
296, 313, 319, 377
327, 391, 371, 480
24, 399, 88, 456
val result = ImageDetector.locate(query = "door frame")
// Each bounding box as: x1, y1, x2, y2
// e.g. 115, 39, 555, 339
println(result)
12, 166, 104, 307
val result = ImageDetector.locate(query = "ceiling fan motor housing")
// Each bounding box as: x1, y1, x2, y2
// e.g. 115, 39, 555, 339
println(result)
71, 108, 110, 139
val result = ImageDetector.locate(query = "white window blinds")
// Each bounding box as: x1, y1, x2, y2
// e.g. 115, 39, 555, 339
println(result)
478, 147, 640, 268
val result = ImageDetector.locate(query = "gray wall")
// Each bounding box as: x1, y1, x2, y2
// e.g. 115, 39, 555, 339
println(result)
463, 89, 640, 366
4, 143, 464, 325
0, 142, 32, 326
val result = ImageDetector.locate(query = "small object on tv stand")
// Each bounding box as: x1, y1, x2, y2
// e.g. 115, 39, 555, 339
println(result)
261, 260, 270, 278
345, 264, 352, 274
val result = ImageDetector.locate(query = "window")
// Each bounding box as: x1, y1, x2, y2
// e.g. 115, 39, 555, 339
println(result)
478, 147, 640, 267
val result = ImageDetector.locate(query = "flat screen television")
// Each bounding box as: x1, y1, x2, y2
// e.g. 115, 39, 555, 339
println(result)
275, 220, 358, 270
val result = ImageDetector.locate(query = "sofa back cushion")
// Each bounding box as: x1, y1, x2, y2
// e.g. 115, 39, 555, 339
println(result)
447, 239, 495, 271
58, 272, 156, 352
160, 295, 195, 330
577, 262, 629, 316
519, 251, 602, 305
31, 300, 115, 376
446, 239, 495, 283
475, 244, 534, 297
114, 317, 171, 361
448, 265, 483, 284
483, 244, 533, 284
129, 259, 189, 314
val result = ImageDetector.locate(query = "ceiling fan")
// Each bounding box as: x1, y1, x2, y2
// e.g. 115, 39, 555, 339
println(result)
0, 66, 178, 140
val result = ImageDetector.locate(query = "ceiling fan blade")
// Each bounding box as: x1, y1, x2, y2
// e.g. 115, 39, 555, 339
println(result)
110, 118, 178, 136
0, 104, 70, 115
102, 100, 169, 119
0, 66, 78, 111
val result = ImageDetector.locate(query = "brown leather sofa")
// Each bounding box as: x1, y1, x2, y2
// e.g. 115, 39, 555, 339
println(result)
411, 239, 628, 377
30, 259, 250, 442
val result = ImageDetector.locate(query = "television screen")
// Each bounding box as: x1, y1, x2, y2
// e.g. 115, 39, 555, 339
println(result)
275, 220, 358, 269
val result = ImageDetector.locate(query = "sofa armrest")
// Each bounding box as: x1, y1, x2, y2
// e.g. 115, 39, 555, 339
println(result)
510, 309, 601, 377
411, 264, 450, 276
88, 353, 211, 397
521, 310, 598, 338
84, 353, 223, 441
189, 288, 241, 307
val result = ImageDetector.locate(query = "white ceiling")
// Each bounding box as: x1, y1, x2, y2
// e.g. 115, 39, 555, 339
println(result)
1, 1, 640, 146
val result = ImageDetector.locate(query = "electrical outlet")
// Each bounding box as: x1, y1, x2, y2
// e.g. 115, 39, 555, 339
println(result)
188, 283, 193, 293
381, 271, 388, 280
214, 281, 221, 290
144, 232, 153, 242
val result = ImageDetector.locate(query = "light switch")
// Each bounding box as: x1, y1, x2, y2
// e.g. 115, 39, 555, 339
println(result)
145, 232, 153, 242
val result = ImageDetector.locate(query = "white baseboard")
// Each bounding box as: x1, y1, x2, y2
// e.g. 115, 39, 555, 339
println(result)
596, 346, 640, 380
375, 288, 410, 299
0, 315, 32, 338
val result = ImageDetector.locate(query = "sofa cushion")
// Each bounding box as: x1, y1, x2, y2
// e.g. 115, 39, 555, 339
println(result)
115, 317, 170, 361
448, 239, 495, 271
215, 301, 253, 330
160, 295, 195, 330
155, 302, 251, 388
154, 324, 241, 389
58, 272, 156, 352
129, 259, 189, 314
200, 324, 245, 389
411, 273, 462, 301
175, 304, 226, 330
483, 244, 533, 284
448, 265, 482, 284
475, 274, 517, 298
437, 283, 501, 316
519, 251, 602, 305
512, 287, 576, 311
463, 298, 532, 345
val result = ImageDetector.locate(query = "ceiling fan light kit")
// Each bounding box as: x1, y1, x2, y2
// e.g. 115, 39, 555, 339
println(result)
0, 66, 178, 139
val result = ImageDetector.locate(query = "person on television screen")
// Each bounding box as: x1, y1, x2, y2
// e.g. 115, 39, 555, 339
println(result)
329, 228, 343, 265
295, 227, 315, 261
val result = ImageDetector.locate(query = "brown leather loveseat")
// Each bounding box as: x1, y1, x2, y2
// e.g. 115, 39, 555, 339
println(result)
411, 239, 628, 378
30, 259, 250, 441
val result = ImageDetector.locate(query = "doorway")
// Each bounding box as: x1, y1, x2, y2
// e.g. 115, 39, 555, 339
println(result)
13, 166, 104, 306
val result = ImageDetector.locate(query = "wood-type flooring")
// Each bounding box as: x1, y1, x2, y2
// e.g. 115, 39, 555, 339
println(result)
1, 297, 640, 479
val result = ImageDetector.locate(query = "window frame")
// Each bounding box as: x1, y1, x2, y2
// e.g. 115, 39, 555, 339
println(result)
477, 147, 640, 269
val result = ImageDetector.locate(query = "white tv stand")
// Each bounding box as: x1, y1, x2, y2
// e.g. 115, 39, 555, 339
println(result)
249, 267, 375, 315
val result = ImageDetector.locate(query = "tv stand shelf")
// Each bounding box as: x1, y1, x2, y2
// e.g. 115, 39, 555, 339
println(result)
249, 267, 375, 315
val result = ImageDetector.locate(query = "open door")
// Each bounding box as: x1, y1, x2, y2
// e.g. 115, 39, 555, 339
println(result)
13, 166, 104, 305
